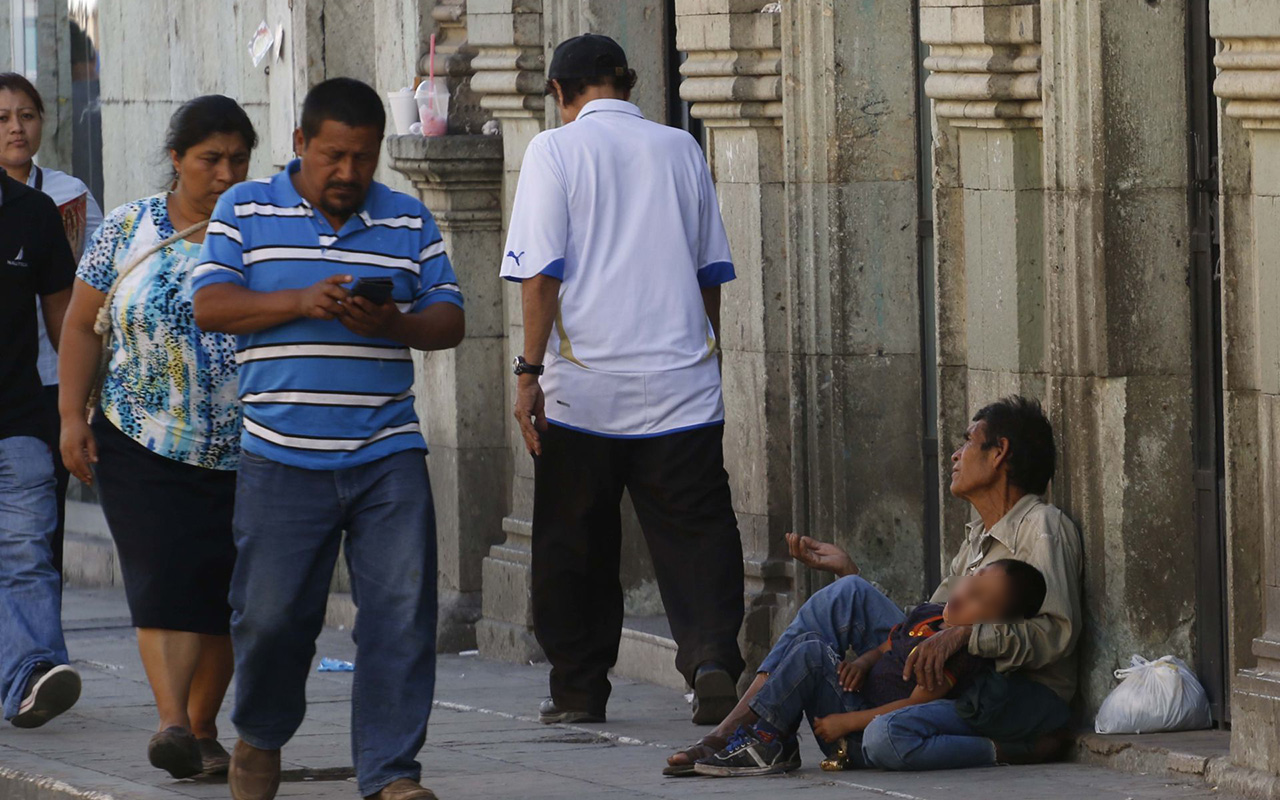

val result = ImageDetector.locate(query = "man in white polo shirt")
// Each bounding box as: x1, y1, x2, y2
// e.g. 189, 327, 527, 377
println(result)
502, 34, 744, 727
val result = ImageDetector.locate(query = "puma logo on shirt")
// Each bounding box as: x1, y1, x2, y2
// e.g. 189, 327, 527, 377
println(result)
507, 250, 525, 267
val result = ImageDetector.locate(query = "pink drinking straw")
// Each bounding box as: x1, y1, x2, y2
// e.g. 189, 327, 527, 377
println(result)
428, 34, 437, 93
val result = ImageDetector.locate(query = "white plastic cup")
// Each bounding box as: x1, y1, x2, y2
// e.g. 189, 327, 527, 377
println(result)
388, 89, 418, 135
415, 78, 450, 137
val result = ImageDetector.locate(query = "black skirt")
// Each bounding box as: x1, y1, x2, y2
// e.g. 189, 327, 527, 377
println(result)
91, 413, 237, 635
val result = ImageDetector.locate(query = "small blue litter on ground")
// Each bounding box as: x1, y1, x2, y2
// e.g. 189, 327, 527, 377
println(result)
318, 657, 355, 672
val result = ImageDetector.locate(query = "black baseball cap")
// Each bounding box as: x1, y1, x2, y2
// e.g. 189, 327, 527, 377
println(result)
548, 34, 629, 82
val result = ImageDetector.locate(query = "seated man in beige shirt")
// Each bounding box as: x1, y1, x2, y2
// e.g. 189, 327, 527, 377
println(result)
665, 395, 1083, 775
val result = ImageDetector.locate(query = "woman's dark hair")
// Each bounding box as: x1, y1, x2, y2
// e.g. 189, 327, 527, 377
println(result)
0, 72, 44, 116
299, 77, 385, 141
971, 395, 1057, 495
164, 95, 258, 184
545, 68, 639, 105
989, 559, 1048, 620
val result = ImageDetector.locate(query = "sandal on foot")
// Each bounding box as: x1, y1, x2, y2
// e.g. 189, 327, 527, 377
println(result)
663, 735, 728, 777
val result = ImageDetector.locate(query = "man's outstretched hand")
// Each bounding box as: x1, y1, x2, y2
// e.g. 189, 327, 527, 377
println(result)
786, 533, 859, 578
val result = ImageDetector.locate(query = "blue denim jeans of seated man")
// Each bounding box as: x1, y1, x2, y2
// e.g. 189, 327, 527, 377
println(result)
0, 436, 68, 720
749, 631, 873, 760
862, 699, 998, 771
229, 449, 438, 798
758, 576, 905, 675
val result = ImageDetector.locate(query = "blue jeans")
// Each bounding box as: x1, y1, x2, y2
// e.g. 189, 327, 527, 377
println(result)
759, 576, 905, 675
862, 699, 998, 770
0, 436, 67, 720
229, 449, 438, 797
749, 632, 871, 759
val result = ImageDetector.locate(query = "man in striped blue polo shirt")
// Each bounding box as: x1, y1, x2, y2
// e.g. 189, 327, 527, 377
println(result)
192, 78, 463, 800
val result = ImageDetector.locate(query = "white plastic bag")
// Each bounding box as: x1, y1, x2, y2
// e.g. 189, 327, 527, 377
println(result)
1094, 654, 1212, 734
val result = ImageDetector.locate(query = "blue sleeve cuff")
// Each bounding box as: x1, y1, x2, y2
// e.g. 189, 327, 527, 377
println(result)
697, 260, 736, 288
503, 258, 565, 284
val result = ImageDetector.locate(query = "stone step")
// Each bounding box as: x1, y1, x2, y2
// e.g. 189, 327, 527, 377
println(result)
616, 620, 686, 692
62, 501, 121, 590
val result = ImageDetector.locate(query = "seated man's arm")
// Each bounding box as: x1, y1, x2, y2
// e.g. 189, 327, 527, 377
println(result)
969, 527, 1083, 671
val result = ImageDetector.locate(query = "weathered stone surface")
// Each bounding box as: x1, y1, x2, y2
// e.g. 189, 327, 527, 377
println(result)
1051, 374, 1197, 711
389, 129, 508, 652
1212, 5, 1280, 777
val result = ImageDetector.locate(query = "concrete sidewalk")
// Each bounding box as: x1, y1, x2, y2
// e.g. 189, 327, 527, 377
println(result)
0, 589, 1241, 800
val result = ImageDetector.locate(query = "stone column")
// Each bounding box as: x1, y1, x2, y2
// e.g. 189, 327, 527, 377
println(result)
469, 0, 548, 663
1212, 0, 1280, 774
676, 0, 789, 672
429, 0, 488, 133
387, 135, 507, 653
540, 0, 670, 123
921, 0, 1045, 560
782, 0, 927, 608
1039, 1, 1196, 711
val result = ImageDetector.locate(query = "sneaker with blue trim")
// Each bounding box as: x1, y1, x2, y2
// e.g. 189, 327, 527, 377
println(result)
693, 725, 801, 777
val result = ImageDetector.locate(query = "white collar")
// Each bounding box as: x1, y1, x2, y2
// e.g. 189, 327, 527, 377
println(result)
577, 99, 645, 121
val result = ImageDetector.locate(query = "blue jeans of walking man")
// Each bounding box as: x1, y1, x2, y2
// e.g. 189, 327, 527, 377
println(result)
0, 436, 69, 720
230, 450, 438, 797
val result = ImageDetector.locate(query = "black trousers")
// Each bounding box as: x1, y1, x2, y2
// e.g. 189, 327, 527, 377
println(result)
532, 422, 746, 714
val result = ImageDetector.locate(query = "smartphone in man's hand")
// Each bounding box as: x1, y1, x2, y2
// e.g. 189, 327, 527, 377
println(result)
350, 277, 395, 305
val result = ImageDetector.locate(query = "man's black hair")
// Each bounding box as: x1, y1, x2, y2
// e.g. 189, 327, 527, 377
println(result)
988, 559, 1047, 620
300, 77, 386, 141
545, 70, 639, 106
971, 395, 1056, 495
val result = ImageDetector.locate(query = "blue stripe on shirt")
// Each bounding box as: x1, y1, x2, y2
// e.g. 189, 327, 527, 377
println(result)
192, 159, 464, 470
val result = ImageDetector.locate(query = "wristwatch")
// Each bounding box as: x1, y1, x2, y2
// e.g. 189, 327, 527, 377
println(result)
513, 355, 544, 376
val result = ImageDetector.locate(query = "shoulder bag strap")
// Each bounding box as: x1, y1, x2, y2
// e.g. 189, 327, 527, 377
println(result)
85, 219, 210, 416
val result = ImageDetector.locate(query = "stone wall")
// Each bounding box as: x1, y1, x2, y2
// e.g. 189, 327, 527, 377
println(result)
97, 0, 428, 210
0, 7, 10, 70
97, 1, 272, 209
783, 0, 928, 612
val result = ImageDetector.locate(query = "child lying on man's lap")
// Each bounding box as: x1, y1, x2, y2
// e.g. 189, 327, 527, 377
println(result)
695, 559, 1047, 777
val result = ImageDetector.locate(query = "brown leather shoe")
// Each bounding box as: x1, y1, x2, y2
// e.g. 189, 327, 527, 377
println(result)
368, 778, 438, 800
229, 739, 281, 800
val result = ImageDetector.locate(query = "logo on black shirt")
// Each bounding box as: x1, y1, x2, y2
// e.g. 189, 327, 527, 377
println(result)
6, 247, 27, 268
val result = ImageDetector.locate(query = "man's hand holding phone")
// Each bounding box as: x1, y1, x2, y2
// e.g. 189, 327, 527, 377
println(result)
296, 274, 353, 321
343, 277, 401, 339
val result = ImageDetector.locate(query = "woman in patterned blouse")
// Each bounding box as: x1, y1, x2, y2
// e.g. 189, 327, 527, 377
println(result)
57, 96, 256, 780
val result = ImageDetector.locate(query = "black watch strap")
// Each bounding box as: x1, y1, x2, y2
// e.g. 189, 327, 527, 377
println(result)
513, 356, 544, 376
